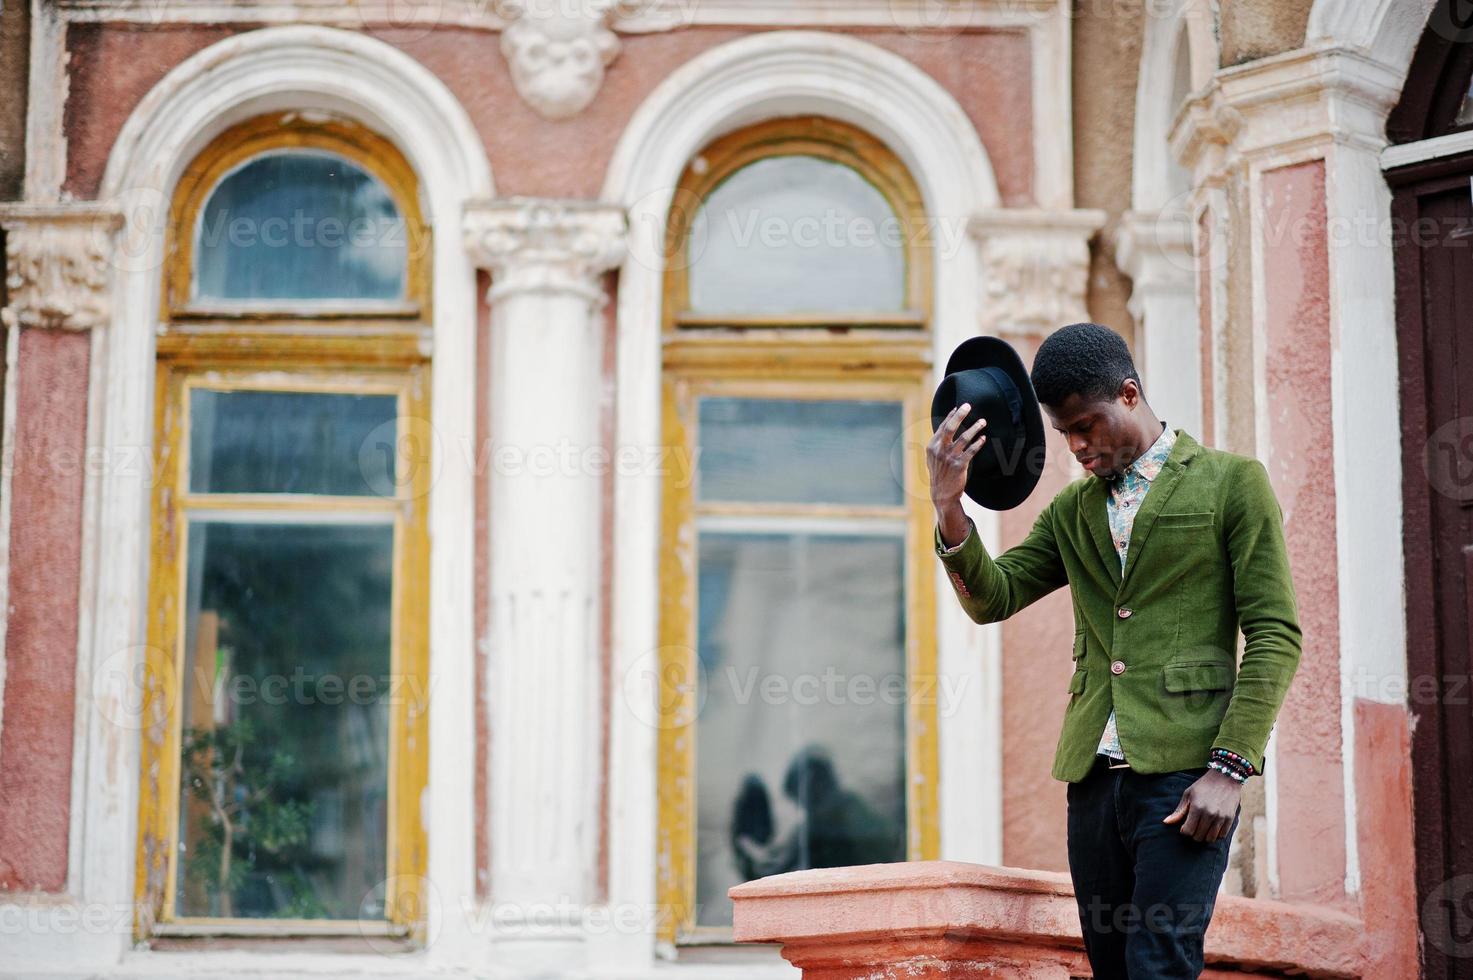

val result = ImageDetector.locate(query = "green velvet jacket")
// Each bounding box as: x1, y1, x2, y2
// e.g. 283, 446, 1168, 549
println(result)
935, 429, 1302, 783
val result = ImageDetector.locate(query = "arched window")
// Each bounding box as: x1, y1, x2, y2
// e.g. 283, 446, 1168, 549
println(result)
664, 116, 930, 329
138, 114, 431, 940
657, 117, 938, 943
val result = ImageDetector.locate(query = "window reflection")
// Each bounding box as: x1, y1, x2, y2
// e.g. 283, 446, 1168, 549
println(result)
694, 531, 907, 926
697, 397, 904, 506
176, 521, 394, 920
189, 389, 398, 496
195, 152, 407, 302
687, 155, 907, 316
691, 392, 910, 927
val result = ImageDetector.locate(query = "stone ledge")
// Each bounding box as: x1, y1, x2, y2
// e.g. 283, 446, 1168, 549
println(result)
730, 861, 1363, 979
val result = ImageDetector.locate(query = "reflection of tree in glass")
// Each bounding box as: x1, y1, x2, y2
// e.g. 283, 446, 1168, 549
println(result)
183, 523, 393, 919
181, 715, 321, 918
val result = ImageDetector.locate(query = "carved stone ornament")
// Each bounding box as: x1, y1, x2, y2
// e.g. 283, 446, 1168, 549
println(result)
464, 198, 626, 303
969, 209, 1105, 336
498, 0, 620, 120
0, 206, 123, 332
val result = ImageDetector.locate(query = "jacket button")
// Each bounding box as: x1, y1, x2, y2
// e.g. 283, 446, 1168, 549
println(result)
1117, 607, 1133, 619
1110, 660, 1126, 675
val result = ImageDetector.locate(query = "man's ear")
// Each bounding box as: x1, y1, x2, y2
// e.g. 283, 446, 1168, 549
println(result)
1119, 378, 1141, 409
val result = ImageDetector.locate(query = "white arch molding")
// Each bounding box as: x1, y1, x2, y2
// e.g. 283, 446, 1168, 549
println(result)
1118, 0, 1218, 441
1307, 0, 1435, 73
50, 26, 494, 971
599, 31, 1003, 967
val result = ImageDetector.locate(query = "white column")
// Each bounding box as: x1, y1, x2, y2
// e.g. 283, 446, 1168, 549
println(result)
463, 198, 625, 965
1118, 210, 1203, 436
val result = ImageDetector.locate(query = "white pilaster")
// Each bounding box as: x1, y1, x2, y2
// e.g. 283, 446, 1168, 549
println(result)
463, 198, 625, 967
1117, 210, 1202, 436
0, 205, 121, 919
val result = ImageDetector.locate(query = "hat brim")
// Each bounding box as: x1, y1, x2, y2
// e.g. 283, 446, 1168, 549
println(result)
936, 336, 1047, 511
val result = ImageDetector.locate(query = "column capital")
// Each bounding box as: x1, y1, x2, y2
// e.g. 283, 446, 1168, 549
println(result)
1117, 209, 1196, 321
968, 208, 1104, 337
0, 204, 122, 332
464, 198, 626, 304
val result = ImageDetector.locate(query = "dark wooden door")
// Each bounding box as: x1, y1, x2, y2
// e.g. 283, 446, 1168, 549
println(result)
1392, 154, 1473, 980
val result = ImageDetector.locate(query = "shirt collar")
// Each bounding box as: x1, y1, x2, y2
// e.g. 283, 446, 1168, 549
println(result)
1120, 422, 1175, 485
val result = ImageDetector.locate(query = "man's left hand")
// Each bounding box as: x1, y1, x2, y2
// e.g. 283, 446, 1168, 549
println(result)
1162, 769, 1242, 842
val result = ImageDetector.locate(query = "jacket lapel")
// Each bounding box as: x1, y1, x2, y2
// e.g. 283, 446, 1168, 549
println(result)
1119, 430, 1202, 589
1080, 476, 1122, 590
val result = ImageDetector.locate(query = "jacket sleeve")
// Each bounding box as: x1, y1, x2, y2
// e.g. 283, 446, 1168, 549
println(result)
1213, 458, 1303, 773
934, 498, 1068, 625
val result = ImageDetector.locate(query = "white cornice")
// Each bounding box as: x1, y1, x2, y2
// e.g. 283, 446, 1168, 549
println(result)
53, 0, 1058, 125
1170, 43, 1404, 178
55, 0, 1056, 31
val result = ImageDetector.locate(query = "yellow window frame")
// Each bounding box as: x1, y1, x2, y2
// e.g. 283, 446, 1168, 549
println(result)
658, 370, 941, 944
657, 116, 940, 946
662, 116, 933, 332
165, 112, 431, 321
136, 114, 433, 943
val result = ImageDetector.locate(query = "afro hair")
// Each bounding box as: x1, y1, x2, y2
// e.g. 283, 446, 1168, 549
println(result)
1029, 322, 1143, 408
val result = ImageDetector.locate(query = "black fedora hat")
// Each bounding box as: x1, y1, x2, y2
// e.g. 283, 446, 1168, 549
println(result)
930, 336, 1047, 510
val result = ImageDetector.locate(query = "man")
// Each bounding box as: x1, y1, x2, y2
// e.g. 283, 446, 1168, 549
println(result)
926, 322, 1301, 980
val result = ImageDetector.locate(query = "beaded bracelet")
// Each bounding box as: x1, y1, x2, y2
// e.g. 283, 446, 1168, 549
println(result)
1208, 760, 1249, 783
1211, 758, 1252, 779
1211, 747, 1255, 773
1209, 747, 1255, 780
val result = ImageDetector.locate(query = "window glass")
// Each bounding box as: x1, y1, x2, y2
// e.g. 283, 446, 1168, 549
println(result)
687, 156, 907, 316
693, 531, 907, 927
189, 389, 398, 497
696, 397, 904, 506
195, 152, 407, 302
175, 520, 394, 920
1458, 75, 1473, 126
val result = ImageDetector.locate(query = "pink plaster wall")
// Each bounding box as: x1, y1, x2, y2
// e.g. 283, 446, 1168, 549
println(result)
1352, 698, 1419, 977
1258, 160, 1346, 906
1000, 334, 1075, 872
62, 23, 1036, 207
0, 328, 90, 892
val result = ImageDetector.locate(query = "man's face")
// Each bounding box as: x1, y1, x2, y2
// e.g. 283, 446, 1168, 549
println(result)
1042, 382, 1141, 480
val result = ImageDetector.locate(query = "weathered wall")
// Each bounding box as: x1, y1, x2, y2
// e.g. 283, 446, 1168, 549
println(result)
1219, 0, 1315, 67
63, 23, 1037, 207
1258, 159, 1348, 908
0, 328, 90, 893
0, 0, 28, 201
1072, 0, 1143, 342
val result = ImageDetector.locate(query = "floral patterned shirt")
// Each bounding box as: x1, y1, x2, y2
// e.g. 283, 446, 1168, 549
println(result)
1096, 421, 1176, 760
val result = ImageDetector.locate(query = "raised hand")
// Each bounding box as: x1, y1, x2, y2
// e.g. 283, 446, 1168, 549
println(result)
927, 404, 987, 547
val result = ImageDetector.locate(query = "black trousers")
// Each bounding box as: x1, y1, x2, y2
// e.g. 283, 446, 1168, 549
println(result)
1065, 754, 1240, 980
